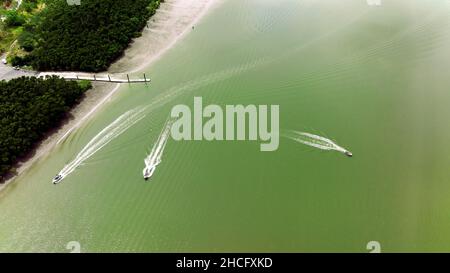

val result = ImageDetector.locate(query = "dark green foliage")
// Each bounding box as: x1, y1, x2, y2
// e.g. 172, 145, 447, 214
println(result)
20, 0, 160, 72
10, 54, 32, 66
0, 76, 90, 180
4, 10, 26, 27
20, 0, 39, 12
18, 31, 35, 52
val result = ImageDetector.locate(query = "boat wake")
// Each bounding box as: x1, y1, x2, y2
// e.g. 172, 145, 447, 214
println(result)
53, 107, 147, 184
52, 56, 271, 184
143, 118, 173, 181
284, 130, 352, 157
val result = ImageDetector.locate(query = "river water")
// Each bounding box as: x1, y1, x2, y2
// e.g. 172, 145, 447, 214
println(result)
2, 0, 450, 252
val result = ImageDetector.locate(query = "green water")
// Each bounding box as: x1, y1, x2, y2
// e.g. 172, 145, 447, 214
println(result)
2, 0, 450, 252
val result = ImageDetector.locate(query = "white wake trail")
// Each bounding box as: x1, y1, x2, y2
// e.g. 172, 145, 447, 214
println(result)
143, 119, 173, 178
55, 107, 147, 182
284, 130, 352, 157
53, 57, 270, 183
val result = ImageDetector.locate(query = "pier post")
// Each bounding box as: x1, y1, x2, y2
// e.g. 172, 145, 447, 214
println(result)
127, 74, 130, 83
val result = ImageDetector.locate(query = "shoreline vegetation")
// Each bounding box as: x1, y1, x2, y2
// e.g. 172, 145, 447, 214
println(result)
0, 76, 91, 181
0, 0, 163, 183
6, 0, 163, 71
0, 0, 218, 189
0, 0, 44, 60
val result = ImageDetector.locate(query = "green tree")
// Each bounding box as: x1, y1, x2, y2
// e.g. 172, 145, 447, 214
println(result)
0, 76, 91, 181
18, 0, 161, 72
4, 10, 26, 27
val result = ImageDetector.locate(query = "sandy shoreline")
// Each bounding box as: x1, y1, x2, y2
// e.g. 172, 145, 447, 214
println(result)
0, 0, 221, 191
109, 0, 220, 74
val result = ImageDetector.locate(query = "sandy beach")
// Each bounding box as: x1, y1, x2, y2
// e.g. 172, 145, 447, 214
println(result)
0, 0, 221, 191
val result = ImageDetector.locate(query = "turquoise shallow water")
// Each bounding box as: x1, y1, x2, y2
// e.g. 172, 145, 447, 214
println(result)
2, 0, 450, 252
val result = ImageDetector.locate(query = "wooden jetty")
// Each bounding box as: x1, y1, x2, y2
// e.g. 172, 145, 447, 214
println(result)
41, 73, 151, 84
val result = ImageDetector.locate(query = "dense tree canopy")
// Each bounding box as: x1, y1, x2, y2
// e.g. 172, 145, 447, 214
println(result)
0, 76, 90, 180
17, 0, 161, 72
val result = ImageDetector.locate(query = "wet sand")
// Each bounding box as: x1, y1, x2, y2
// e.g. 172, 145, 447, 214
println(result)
109, 0, 220, 73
